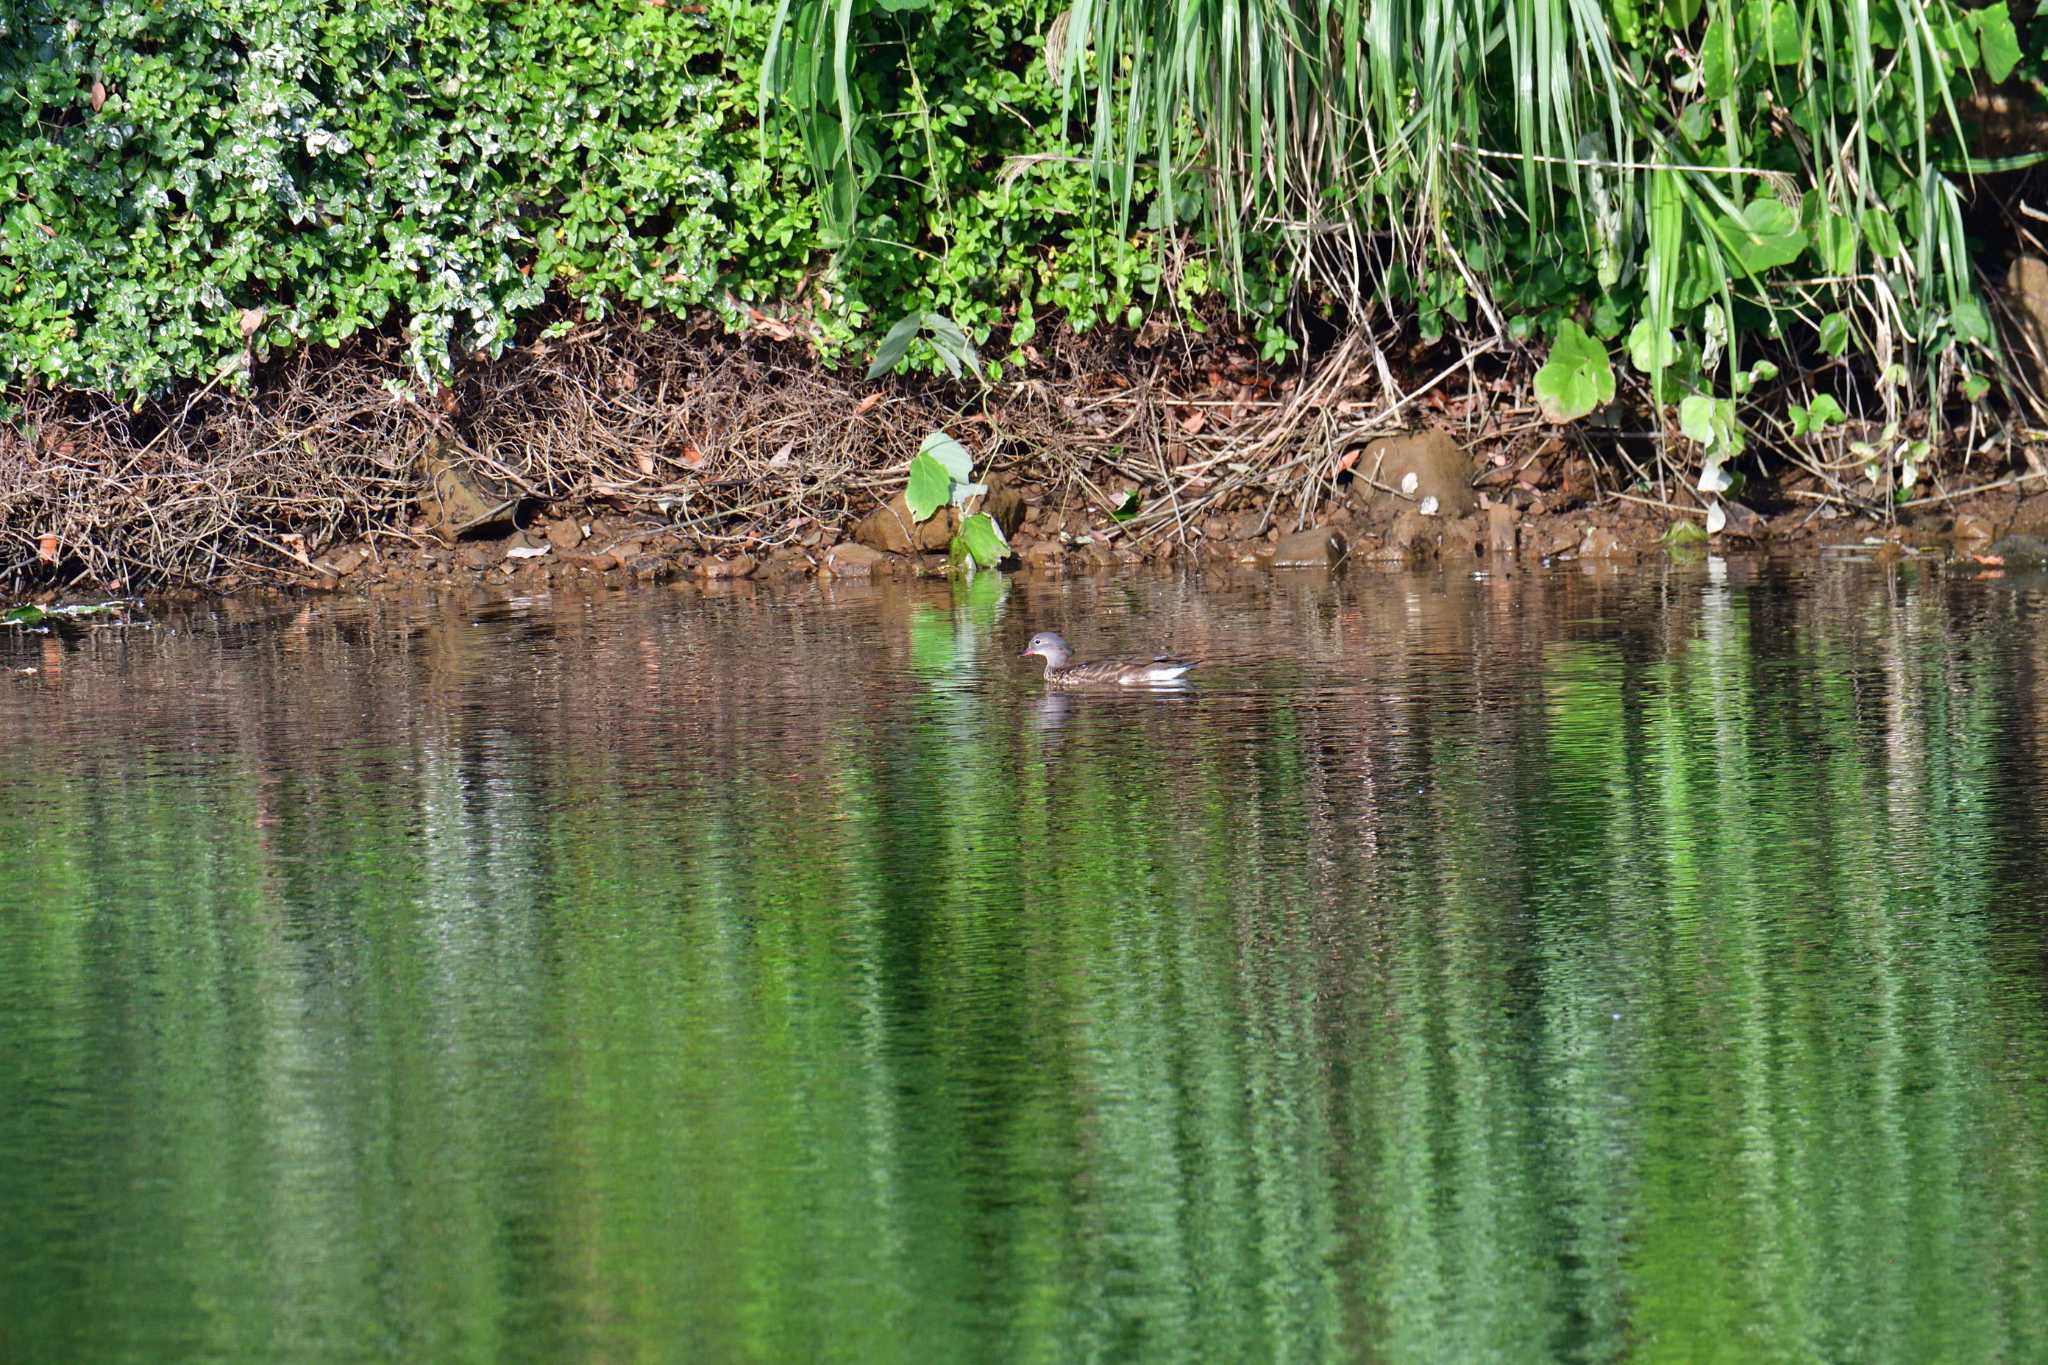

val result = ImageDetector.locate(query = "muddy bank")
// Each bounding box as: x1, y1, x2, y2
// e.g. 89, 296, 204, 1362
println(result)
6, 315, 2048, 601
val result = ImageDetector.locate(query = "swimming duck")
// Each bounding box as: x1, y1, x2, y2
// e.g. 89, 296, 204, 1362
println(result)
1021, 631, 1197, 687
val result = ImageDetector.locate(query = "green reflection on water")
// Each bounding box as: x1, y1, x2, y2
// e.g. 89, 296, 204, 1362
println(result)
1, 572, 2045, 1362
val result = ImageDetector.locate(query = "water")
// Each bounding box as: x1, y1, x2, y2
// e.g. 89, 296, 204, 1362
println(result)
3, 562, 2045, 1362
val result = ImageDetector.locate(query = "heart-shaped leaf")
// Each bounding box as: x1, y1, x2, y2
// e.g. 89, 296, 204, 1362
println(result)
1721, 198, 1807, 274
918, 430, 974, 485
955, 512, 1009, 569
906, 451, 952, 522
1978, 3, 2022, 82
1533, 321, 1615, 423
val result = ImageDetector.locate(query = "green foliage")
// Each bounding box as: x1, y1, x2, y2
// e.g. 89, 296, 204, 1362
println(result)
1534, 323, 1616, 423
900, 429, 1008, 569
1045, 0, 2039, 475
1, 0, 1174, 397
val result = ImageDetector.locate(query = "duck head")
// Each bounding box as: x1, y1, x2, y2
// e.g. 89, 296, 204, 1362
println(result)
1021, 631, 1072, 668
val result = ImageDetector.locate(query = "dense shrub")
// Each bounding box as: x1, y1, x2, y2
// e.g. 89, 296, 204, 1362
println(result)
0, 0, 1192, 399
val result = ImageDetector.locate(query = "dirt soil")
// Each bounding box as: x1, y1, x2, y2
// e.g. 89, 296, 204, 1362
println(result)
7, 312, 2048, 605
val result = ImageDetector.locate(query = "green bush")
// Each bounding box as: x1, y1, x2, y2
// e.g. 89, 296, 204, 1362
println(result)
0, 0, 1192, 399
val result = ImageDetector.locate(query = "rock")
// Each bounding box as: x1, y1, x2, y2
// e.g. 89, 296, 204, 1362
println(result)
458, 541, 497, 570
1083, 540, 1119, 569
822, 542, 887, 577
545, 518, 584, 552
1538, 523, 1581, 558
699, 554, 757, 579
2006, 256, 2048, 398
630, 555, 674, 581
853, 473, 1026, 554
1951, 513, 1995, 549
1578, 526, 1627, 559
1226, 507, 1267, 541
1017, 538, 1065, 570
318, 543, 369, 578
1346, 431, 1478, 521
1560, 456, 1598, 503
1271, 524, 1347, 568
1718, 501, 1767, 540
1370, 509, 1436, 561
1440, 514, 1486, 561
606, 540, 644, 571
1486, 504, 1520, 558
420, 446, 519, 544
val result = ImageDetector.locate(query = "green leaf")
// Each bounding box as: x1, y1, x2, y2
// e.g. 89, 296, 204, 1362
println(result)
1817, 312, 1851, 356
1963, 373, 1991, 402
1977, 3, 2022, 83
954, 512, 1009, 569
906, 451, 952, 523
1110, 489, 1142, 522
867, 312, 922, 379
1765, 0, 1800, 64
3, 605, 48, 627
1951, 296, 1992, 347
1721, 198, 1808, 273
1811, 212, 1858, 274
1533, 321, 1616, 423
1701, 20, 1734, 100
1806, 394, 1845, 429
1679, 394, 1718, 444
1628, 319, 1676, 374
917, 430, 974, 485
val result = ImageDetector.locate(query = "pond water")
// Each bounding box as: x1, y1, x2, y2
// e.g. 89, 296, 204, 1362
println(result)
3, 562, 2046, 1362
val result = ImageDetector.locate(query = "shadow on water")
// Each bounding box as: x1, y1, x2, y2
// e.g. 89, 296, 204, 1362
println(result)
2, 559, 2046, 1362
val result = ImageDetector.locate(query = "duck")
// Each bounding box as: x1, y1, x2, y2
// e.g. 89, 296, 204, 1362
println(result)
1021, 631, 1197, 687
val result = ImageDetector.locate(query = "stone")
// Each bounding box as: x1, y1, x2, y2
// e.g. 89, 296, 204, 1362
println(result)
1017, 538, 1065, 570
1560, 456, 1598, 503
822, 542, 887, 577
853, 473, 1026, 555
699, 554, 757, 579
319, 543, 369, 577
1486, 504, 1520, 558
1952, 513, 1995, 549
1718, 501, 1767, 540
2005, 255, 2048, 397
1440, 514, 1486, 561
1346, 431, 1478, 521
1538, 523, 1581, 558
1578, 526, 1626, 560
1271, 524, 1347, 568
1373, 509, 1436, 561
545, 518, 584, 552
420, 446, 519, 545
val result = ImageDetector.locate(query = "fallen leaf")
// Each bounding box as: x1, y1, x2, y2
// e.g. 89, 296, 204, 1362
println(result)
679, 445, 704, 469
90, 80, 107, 112
1334, 448, 1360, 474
1179, 409, 1205, 435
38, 533, 58, 563
768, 441, 794, 469
505, 545, 549, 560
239, 307, 264, 338
638, 452, 658, 476
852, 392, 882, 417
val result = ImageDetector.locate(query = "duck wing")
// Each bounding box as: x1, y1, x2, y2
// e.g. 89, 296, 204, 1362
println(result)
1050, 654, 1197, 686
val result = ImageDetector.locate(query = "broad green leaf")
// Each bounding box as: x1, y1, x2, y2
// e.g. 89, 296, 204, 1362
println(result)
1679, 394, 1718, 444
918, 430, 974, 485
1628, 320, 1676, 373
1701, 20, 1734, 99
1952, 296, 1992, 347
906, 451, 952, 522
1533, 321, 1615, 423
1977, 3, 2021, 82
955, 512, 1009, 569
3, 605, 48, 626
1963, 373, 1992, 402
1812, 212, 1858, 274
1806, 394, 1845, 428
1817, 312, 1851, 356
1860, 209, 1902, 259
1766, 0, 1800, 64
1721, 198, 1807, 273
867, 312, 922, 379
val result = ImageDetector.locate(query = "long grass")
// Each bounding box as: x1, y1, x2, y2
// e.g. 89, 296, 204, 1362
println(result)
769, 0, 2032, 436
